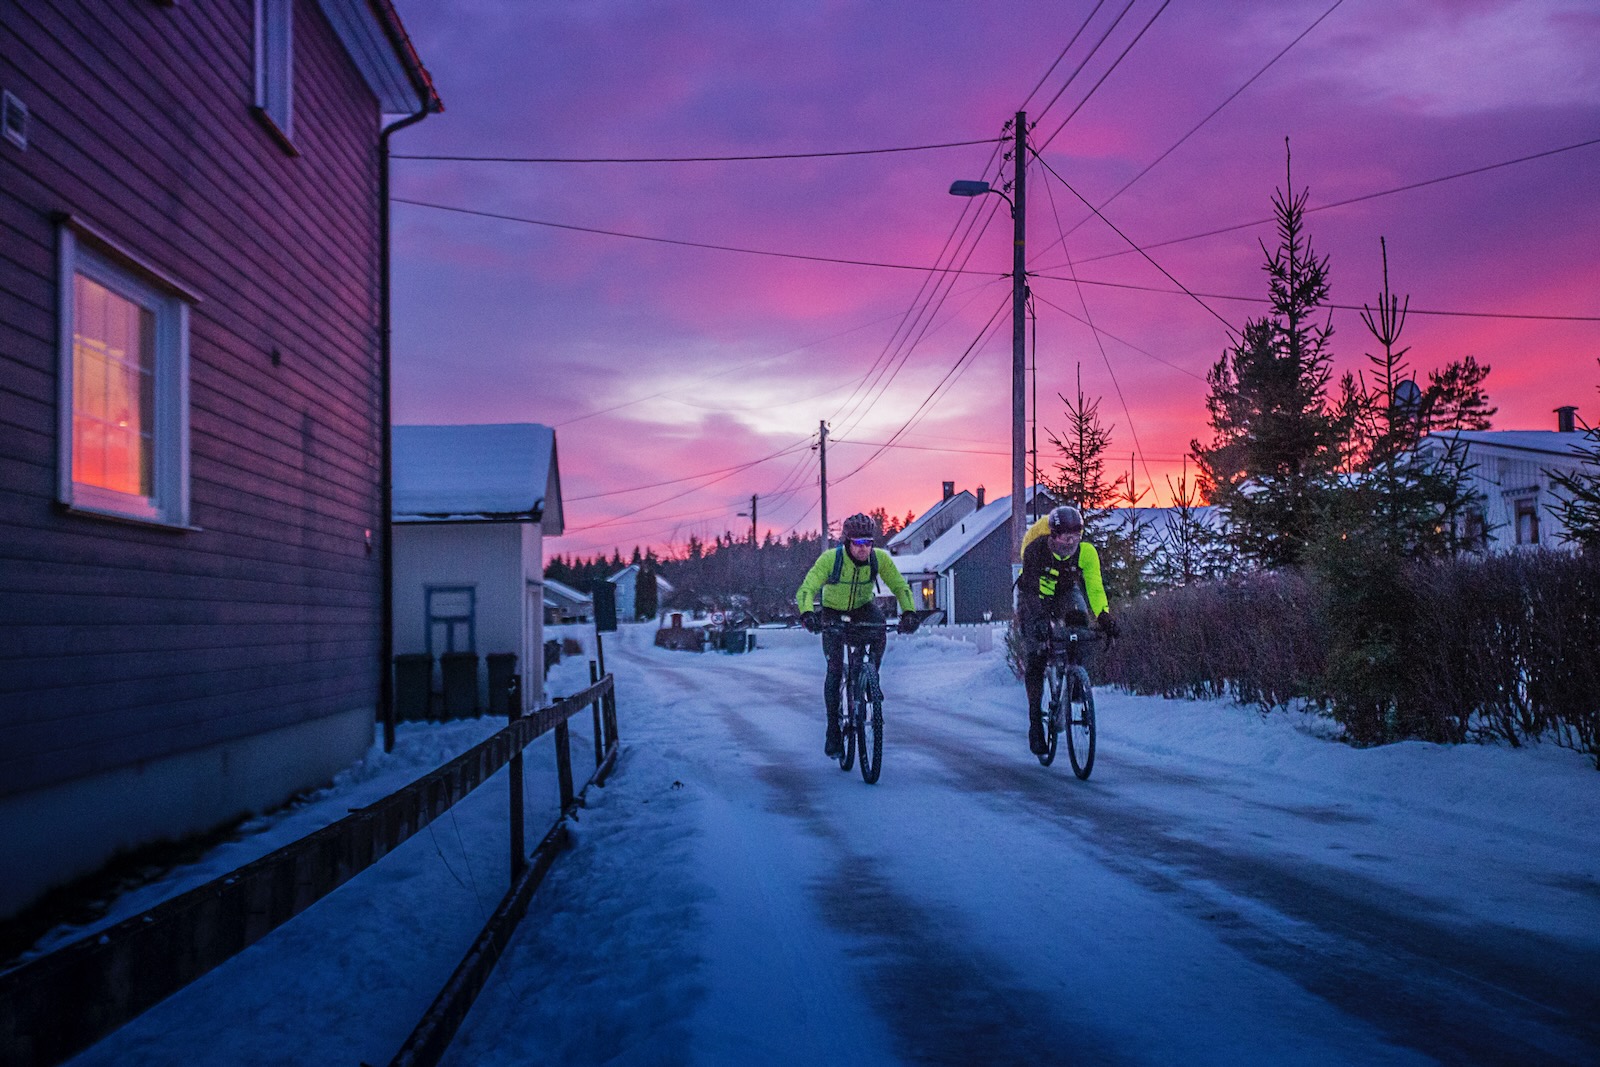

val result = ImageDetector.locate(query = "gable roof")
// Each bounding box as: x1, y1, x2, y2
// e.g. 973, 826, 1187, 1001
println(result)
542, 577, 592, 607
606, 564, 674, 594
887, 490, 975, 553
392, 424, 563, 530
1420, 430, 1587, 461
318, 0, 443, 114
890, 490, 1033, 575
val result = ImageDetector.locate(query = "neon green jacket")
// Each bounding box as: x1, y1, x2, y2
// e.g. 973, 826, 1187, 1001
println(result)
795, 546, 916, 613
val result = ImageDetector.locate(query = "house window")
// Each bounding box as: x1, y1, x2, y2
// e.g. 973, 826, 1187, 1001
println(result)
426, 586, 476, 655
1462, 506, 1486, 547
1514, 500, 1540, 545
254, 0, 294, 144
58, 227, 191, 527
920, 581, 937, 609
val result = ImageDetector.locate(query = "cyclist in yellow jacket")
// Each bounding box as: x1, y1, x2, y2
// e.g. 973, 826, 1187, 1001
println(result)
1017, 505, 1119, 755
796, 512, 919, 758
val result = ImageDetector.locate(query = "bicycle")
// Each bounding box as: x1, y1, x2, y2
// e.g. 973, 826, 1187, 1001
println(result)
1039, 621, 1103, 778
821, 609, 939, 784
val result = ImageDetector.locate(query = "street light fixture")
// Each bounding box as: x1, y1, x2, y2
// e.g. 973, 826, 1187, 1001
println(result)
949, 110, 1028, 558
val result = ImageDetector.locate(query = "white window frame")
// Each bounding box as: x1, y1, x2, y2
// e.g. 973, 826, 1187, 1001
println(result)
57, 224, 193, 529
254, 0, 294, 145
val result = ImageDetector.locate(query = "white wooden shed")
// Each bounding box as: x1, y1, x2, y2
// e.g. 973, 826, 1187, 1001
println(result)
392, 424, 564, 710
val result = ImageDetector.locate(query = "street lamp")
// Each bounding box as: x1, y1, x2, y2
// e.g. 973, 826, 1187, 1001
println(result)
949, 110, 1028, 556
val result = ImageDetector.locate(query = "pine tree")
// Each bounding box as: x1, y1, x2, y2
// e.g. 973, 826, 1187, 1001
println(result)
1550, 365, 1600, 552
1192, 148, 1344, 569
1150, 462, 1230, 587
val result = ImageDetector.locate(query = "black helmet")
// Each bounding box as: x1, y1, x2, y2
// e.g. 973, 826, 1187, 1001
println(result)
1047, 505, 1083, 536
841, 512, 877, 542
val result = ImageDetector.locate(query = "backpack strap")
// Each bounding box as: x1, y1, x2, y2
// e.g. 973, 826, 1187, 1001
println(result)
825, 546, 879, 586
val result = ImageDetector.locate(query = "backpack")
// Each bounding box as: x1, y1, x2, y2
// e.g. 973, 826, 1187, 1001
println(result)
827, 544, 878, 585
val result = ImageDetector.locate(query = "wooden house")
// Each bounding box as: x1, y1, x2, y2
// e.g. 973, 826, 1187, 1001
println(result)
0, 0, 438, 919
391, 424, 564, 712
1418, 411, 1591, 550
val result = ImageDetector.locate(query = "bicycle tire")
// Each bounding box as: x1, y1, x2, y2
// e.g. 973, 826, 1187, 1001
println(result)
858, 663, 884, 784
838, 666, 857, 772
1065, 666, 1096, 780
1039, 660, 1063, 767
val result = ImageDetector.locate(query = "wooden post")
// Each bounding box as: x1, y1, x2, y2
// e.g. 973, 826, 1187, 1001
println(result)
554, 721, 574, 812
507, 675, 525, 880
589, 661, 604, 766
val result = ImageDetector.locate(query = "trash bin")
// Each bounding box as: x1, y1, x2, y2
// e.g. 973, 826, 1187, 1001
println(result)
486, 652, 518, 714
439, 651, 480, 718
394, 653, 432, 721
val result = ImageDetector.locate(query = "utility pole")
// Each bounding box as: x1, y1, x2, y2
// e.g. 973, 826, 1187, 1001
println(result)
748, 494, 758, 546
1010, 110, 1028, 556
817, 420, 830, 545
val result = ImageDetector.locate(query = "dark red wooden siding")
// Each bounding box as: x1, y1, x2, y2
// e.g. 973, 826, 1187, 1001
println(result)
0, 0, 387, 795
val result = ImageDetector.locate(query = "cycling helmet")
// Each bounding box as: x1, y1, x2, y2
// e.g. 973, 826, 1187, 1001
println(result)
840, 512, 877, 542
1047, 505, 1083, 537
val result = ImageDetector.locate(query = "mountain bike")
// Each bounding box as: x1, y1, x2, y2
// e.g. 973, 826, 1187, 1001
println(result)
1040, 622, 1102, 778
823, 609, 940, 784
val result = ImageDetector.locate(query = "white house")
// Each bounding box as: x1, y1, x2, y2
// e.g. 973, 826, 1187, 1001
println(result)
392, 424, 564, 710
607, 564, 674, 621
891, 486, 1057, 623
1418, 411, 1590, 550
886, 482, 977, 555
542, 577, 593, 624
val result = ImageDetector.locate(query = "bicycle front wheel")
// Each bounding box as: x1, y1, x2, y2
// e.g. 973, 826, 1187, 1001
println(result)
1065, 666, 1096, 780
857, 664, 884, 784
838, 672, 857, 772
1039, 661, 1063, 767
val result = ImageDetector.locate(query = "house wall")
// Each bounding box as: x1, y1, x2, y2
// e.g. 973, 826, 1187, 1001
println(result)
611, 568, 637, 620
950, 523, 1017, 624
1455, 444, 1583, 549
0, 1, 388, 916
393, 523, 533, 708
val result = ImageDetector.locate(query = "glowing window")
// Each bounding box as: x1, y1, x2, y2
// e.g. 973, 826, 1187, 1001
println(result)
58, 227, 191, 526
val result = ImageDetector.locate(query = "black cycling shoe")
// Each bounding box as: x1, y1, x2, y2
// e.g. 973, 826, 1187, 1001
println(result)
1028, 718, 1047, 756
824, 726, 843, 758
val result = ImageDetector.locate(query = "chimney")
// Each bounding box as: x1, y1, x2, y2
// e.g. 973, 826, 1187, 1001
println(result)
1556, 406, 1578, 433
942, 480, 954, 501
976, 485, 986, 509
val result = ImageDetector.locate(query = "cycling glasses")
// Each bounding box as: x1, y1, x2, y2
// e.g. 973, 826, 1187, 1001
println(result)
849, 537, 874, 546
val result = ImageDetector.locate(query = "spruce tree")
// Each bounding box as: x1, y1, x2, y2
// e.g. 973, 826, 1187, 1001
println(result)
1193, 149, 1343, 569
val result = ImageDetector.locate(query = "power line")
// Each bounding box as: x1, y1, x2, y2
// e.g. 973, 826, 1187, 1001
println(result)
566, 438, 813, 501
1050, 135, 1600, 271
393, 137, 1003, 163
1033, 153, 1238, 334
1034, 0, 1173, 155
1031, 0, 1348, 262
1030, 272, 1600, 322
392, 197, 996, 275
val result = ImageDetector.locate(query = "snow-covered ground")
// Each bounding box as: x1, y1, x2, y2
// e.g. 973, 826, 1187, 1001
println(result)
53, 622, 1600, 1066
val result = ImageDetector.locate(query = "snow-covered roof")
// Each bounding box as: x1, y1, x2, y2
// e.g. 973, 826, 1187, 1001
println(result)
890, 492, 1020, 575
606, 564, 674, 593
392, 424, 563, 531
541, 577, 592, 606
887, 490, 975, 553
1420, 430, 1587, 460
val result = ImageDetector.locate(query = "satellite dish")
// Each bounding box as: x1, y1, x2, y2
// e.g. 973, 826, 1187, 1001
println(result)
1394, 379, 1422, 414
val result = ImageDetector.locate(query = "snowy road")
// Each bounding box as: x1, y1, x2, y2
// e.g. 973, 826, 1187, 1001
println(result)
439, 627, 1600, 1067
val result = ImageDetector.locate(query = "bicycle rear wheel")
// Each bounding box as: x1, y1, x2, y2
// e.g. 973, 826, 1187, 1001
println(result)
857, 664, 884, 784
1065, 666, 1096, 780
1039, 660, 1063, 767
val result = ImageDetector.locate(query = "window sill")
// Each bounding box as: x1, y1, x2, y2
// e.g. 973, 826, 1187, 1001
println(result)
59, 500, 201, 533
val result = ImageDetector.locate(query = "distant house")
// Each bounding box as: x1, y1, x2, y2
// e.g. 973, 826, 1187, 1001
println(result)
1417, 410, 1591, 550
892, 486, 1057, 623
392, 425, 564, 712
542, 577, 593, 625
886, 482, 978, 555
0, 2, 438, 919
607, 564, 674, 621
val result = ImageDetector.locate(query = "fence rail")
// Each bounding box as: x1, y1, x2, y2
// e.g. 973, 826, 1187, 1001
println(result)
0, 671, 618, 1067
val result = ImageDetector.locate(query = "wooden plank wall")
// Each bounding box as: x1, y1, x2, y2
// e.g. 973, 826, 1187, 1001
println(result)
0, 0, 388, 795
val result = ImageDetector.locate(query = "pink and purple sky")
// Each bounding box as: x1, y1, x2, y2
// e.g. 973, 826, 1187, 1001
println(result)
386, 0, 1600, 560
